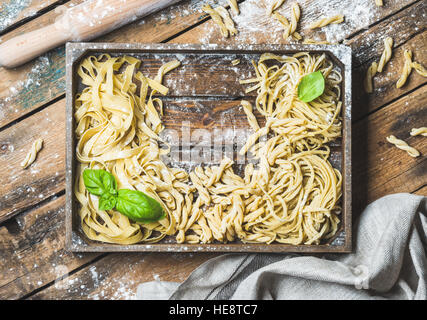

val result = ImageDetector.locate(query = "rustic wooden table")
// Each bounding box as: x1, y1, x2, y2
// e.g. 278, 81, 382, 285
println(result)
0, 0, 425, 300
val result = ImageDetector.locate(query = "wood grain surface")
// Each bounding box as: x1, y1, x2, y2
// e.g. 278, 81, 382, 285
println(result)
0, 0, 64, 33
0, 0, 425, 299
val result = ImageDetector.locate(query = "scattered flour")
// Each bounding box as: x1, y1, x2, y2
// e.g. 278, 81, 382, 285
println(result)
0, 0, 31, 31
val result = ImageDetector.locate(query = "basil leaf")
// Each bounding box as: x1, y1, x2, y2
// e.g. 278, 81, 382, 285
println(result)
98, 193, 117, 211
297, 71, 325, 102
83, 169, 117, 197
116, 189, 165, 223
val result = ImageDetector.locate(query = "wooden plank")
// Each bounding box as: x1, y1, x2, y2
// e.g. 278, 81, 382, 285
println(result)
0, 99, 65, 223
0, 194, 101, 299
27, 251, 216, 299
0, 0, 231, 128
352, 86, 427, 212
0, 0, 64, 34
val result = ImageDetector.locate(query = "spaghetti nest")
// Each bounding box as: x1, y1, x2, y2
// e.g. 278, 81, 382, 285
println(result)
74, 52, 342, 245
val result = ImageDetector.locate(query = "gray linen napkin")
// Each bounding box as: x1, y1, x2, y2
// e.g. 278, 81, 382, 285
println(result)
136, 193, 426, 300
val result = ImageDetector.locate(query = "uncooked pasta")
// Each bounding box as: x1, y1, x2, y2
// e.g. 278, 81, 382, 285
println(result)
272, 11, 301, 41
74, 52, 343, 245
410, 127, 427, 137
411, 62, 427, 77
214, 6, 237, 36
375, 0, 383, 7
364, 61, 377, 93
21, 138, 43, 169
227, 0, 239, 15
285, 2, 301, 40
386, 135, 420, 157
308, 15, 344, 29
268, 0, 286, 16
377, 37, 393, 73
202, 5, 236, 38
396, 49, 413, 88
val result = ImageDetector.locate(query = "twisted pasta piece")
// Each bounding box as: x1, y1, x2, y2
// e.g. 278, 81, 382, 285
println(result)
227, 0, 239, 15
202, 5, 236, 38
231, 59, 240, 65
285, 2, 301, 40
21, 138, 43, 168
272, 11, 290, 29
268, 0, 286, 16
308, 15, 344, 29
364, 61, 378, 93
411, 62, 427, 77
377, 37, 393, 73
396, 50, 413, 88
386, 135, 420, 157
272, 6, 301, 41
214, 6, 237, 36
410, 127, 427, 137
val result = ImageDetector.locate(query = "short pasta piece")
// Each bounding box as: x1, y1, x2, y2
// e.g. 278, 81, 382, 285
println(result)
411, 62, 427, 77
308, 15, 344, 29
375, 0, 383, 6
285, 2, 301, 40
214, 6, 237, 36
227, 0, 239, 15
377, 37, 393, 73
231, 59, 240, 65
386, 135, 420, 157
364, 61, 378, 93
396, 50, 413, 88
410, 127, 427, 137
21, 138, 43, 169
272, 9, 301, 41
267, 0, 286, 16
202, 5, 236, 38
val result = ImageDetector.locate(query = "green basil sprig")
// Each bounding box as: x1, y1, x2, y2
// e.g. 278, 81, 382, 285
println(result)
82, 169, 165, 223
297, 70, 325, 102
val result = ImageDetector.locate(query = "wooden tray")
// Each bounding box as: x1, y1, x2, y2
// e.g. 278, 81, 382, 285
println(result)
65, 42, 352, 253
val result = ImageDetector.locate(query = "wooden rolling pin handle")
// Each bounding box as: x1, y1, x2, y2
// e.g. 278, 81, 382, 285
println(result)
0, 25, 69, 68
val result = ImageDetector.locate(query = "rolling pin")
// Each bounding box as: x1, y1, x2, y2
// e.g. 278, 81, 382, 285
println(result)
0, 0, 182, 68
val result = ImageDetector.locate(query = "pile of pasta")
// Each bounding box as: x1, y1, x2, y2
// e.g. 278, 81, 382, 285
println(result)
74, 52, 343, 245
